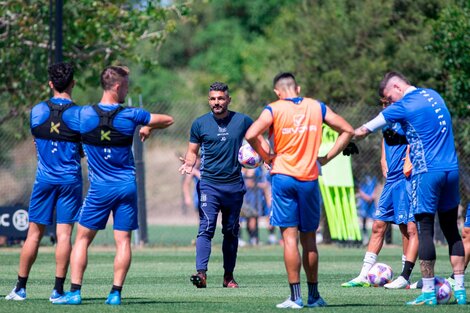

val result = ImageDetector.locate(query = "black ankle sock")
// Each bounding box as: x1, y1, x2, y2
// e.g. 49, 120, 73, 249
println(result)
111, 285, 122, 293
224, 271, 233, 280
15, 275, 28, 291
307, 282, 319, 299
54, 277, 66, 294
289, 282, 301, 301
70, 283, 81, 292
400, 261, 415, 281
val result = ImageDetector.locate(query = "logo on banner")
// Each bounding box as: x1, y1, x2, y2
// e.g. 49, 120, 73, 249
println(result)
12, 209, 29, 231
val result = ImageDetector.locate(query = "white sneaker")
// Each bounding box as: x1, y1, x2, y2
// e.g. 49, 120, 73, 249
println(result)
5, 287, 26, 301
276, 297, 304, 309
409, 279, 422, 289
384, 276, 410, 289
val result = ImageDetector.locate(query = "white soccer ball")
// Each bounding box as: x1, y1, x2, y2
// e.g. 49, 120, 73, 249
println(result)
238, 143, 263, 169
435, 276, 452, 304
367, 263, 393, 287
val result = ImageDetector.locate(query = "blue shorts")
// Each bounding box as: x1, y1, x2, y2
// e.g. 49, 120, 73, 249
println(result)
410, 170, 460, 216
28, 180, 82, 225
464, 204, 470, 228
270, 174, 320, 232
79, 181, 138, 231
375, 178, 414, 224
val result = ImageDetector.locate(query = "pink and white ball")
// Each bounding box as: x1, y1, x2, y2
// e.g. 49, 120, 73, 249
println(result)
367, 263, 393, 287
435, 276, 452, 304
238, 143, 263, 169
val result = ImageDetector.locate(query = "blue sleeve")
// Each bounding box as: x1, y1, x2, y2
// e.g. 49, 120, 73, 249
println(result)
63, 105, 81, 132
264, 106, 273, 116
189, 119, 201, 144
319, 102, 327, 121
133, 108, 151, 125
382, 102, 406, 123
30, 102, 49, 128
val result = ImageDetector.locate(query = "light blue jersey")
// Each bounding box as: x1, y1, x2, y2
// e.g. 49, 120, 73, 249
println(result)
30, 97, 82, 184
382, 88, 459, 175
80, 104, 150, 184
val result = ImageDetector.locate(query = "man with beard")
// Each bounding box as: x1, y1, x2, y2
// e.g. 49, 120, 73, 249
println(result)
179, 82, 266, 289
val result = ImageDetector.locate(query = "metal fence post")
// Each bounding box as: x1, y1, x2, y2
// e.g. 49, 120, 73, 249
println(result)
134, 95, 148, 245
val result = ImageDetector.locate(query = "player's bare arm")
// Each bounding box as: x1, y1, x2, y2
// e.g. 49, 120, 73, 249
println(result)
381, 140, 387, 178
319, 106, 354, 165
245, 109, 274, 163
179, 142, 200, 175
139, 113, 174, 141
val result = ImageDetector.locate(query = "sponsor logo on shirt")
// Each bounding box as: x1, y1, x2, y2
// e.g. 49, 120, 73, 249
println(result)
282, 115, 318, 134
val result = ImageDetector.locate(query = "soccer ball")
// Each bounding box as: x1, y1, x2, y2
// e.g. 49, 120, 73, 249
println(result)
367, 263, 393, 287
435, 276, 452, 304
238, 143, 263, 169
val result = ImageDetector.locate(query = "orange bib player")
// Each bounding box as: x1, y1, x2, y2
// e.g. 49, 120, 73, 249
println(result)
245, 72, 354, 309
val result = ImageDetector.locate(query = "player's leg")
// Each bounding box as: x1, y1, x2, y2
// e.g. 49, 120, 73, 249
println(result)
53, 225, 97, 305
51, 182, 82, 301
52, 223, 74, 299
270, 174, 303, 309
463, 228, 470, 270
275, 226, 304, 308
112, 230, 132, 285
104, 229, 132, 305
406, 172, 445, 305
386, 179, 416, 289
343, 179, 396, 287
192, 181, 220, 288
436, 170, 466, 304
298, 178, 326, 307
70, 225, 98, 285
54, 182, 111, 305
220, 181, 244, 287
438, 208, 466, 304
5, 222, 46, 300
6, 181, 55, 301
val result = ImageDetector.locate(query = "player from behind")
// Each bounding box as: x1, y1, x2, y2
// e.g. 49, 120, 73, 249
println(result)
53, 65, 173, 305
245, 72, 355, 309
5, 62, 82, 302
354, 71, 465, 305
342, 121, 418, 289
179, 82, 267, 289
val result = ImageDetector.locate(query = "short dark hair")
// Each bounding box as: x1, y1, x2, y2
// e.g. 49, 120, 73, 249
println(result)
379, 71, 410, 98
100, 65, 129, 90
209, 82, 229, 94
48, 62, 74, 92
273, 72, 297, 88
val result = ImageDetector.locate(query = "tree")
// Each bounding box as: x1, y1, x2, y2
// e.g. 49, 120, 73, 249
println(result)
430, 1, 469, 118
0, 0, 190, 128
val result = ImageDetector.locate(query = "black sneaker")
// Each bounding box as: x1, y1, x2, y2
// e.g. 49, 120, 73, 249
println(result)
190, 272, 207, 288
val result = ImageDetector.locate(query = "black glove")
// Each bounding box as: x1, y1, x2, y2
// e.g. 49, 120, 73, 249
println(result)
342, 142, 359, 156
383, 128, 408, 146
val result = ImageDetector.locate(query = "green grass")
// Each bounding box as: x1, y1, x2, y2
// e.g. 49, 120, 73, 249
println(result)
1, 227, 469, 312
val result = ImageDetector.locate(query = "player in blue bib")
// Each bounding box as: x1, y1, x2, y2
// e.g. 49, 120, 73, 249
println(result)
6, 63, 82, 302
355, 71, 465, 306
54, 66, 173, 306
179, 82, 266, 289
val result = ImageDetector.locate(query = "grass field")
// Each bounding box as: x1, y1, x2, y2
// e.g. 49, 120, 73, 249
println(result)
1, 226, 469, 313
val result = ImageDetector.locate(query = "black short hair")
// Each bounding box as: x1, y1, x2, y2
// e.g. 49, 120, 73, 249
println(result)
273, 72, 297, 89
48, 62, 74, 92
100, 65, 130, 90
209, 82, 229, 94
379, 71, 410, 98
